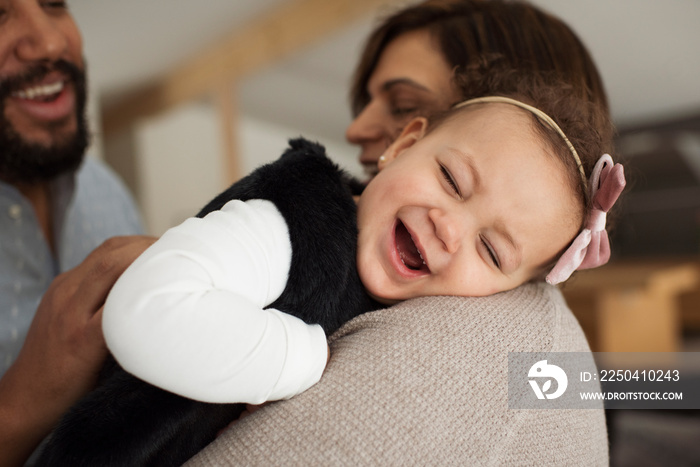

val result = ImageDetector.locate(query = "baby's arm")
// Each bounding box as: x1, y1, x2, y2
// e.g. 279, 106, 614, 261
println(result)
102, 199, 327, 404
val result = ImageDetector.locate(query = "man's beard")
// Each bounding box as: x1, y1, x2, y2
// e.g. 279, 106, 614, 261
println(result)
0, 60, 89, 184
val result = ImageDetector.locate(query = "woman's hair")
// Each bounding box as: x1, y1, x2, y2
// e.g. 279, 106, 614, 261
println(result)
351, 0, 608, 117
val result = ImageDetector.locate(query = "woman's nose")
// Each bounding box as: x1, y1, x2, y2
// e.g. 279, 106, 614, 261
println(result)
345, 103, 389, 169
15, 6, 69, 63
429, 208, 464, 254
345, 104, 384, 144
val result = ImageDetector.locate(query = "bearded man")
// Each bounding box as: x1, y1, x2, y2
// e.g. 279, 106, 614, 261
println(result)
0, 2, 152, 464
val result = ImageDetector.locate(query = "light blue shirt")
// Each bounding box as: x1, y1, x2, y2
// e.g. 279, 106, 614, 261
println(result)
0, 157, 143, 375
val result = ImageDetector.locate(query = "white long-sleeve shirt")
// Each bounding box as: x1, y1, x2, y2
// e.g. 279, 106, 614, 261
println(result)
102, 199, 328, 404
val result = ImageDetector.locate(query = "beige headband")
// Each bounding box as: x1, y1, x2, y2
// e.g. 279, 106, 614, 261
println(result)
453, 96, 587, 188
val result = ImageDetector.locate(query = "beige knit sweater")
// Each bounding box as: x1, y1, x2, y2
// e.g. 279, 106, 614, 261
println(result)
186, 283, 608, 466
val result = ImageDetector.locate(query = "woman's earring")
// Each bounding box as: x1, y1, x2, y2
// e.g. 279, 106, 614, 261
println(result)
377, 154, 388, 171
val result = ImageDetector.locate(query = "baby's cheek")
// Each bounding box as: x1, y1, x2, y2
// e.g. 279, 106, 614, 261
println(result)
355, 254, 393, 304
443, 267, 513, 298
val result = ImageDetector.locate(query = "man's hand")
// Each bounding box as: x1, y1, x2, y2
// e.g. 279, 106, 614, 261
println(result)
0, 235, 155, 467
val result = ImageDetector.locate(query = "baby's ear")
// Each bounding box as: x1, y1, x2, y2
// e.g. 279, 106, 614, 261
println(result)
378, 117, 428, 170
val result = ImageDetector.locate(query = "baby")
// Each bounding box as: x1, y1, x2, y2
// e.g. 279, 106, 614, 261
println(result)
37, 71, 625, 465
357, 92, 625, 299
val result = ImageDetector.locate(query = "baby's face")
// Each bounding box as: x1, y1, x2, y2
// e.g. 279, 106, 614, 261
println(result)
356, 104, 582, 303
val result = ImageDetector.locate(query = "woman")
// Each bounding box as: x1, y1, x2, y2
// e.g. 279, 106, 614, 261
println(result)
187, 1, 610, 465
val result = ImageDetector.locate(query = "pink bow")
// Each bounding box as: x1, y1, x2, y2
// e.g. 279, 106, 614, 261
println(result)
546, 154, 626, 285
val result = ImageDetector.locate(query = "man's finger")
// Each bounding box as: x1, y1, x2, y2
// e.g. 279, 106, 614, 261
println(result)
70, 236, 156, 316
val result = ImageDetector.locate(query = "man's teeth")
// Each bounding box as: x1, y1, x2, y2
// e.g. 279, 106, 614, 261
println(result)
13, 81, 64, 100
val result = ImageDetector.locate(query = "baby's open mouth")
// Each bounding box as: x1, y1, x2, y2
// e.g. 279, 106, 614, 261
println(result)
395, 221, 427, 271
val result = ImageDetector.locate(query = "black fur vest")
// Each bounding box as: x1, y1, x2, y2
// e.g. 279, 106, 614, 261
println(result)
36, 138, 381, 466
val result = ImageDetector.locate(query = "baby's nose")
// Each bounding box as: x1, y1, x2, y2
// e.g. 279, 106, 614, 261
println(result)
428, 208, 464, 254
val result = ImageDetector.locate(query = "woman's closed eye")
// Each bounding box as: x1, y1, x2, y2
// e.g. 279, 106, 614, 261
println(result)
480, 235, 501, 270
389, 102, 419, 118
41, 0, 68, 10
387, 89, 421, 118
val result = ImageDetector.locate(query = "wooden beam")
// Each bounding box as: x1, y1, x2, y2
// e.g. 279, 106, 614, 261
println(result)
215, 84, 240, 186
100, 82, 167, 138
103, 0, 399, 134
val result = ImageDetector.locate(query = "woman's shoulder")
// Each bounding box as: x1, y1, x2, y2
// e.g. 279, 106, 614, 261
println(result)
189, 283, 606, 466
329, 282, 591, 355
319, 284, 606, 465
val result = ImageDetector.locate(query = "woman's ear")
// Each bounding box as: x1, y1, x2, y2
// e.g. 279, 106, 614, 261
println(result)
378, 117, 428, 171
